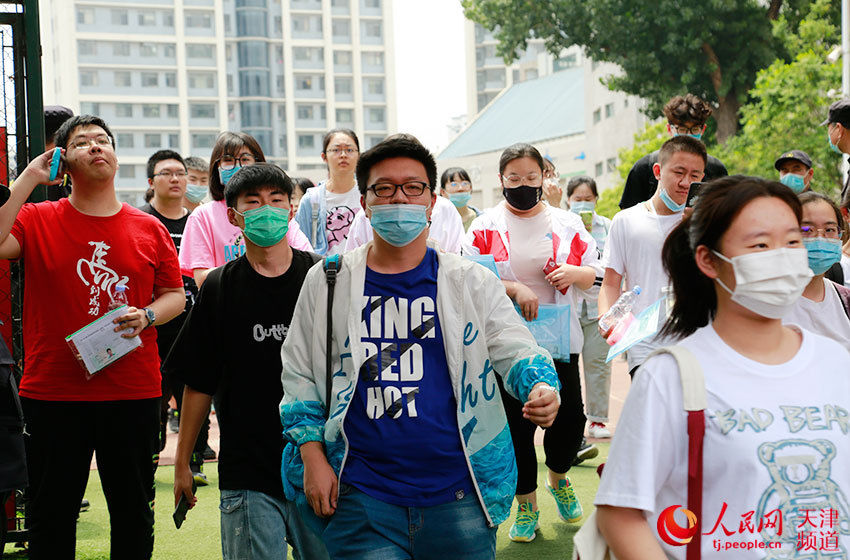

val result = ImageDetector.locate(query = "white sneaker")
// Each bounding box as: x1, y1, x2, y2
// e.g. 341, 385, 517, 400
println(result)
588, 422, 611, 439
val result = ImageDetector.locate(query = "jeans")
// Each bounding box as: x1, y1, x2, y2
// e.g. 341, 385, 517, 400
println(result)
219, 489, 329, 560
498, 357, 585, 495
579, 304, 612, 422
322, 483, 497, 560
21, 397, 159, 560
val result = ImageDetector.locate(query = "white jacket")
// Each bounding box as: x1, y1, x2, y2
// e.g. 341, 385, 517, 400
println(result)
461, 202, 603, 354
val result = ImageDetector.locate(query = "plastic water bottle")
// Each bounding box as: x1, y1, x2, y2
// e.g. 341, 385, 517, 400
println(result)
109, 285, 129, 310
598, 286, 641, 339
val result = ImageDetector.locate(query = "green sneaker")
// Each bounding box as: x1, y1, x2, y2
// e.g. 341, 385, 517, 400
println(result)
508, 501, 539, 542
546, 478, 583, 522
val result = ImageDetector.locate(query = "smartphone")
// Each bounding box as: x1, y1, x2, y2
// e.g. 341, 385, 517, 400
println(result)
687, 182, 707, 208
49, 147, 62, 181
173, 480, 197, 529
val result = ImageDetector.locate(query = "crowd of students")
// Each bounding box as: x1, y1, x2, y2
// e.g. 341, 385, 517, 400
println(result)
3, 93, 850, 560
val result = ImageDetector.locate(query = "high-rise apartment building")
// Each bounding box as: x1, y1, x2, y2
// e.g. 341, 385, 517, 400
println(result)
39, 0, 397, 203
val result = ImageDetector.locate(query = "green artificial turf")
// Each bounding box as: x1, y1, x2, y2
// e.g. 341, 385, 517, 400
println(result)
3, 443, 609, 559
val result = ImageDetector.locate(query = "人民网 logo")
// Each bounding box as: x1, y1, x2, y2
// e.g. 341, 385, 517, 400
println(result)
657, 505, 699, 546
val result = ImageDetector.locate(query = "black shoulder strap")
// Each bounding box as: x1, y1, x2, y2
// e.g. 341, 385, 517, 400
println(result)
323, 254, 342, 419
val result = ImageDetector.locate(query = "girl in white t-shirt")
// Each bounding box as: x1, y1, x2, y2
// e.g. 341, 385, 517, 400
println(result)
785, 192, 850, 353
594, 176, 850, 559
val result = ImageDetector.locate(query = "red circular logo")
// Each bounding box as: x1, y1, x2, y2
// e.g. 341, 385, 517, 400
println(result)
657, 505, 698, 546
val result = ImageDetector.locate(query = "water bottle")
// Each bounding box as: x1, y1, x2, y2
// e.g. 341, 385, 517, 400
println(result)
598, 286, 641, 339
109, 285, 129, 310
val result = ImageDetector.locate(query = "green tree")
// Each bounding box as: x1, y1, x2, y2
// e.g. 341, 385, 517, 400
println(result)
462, 0, 840, 143
712, 0, 842, 194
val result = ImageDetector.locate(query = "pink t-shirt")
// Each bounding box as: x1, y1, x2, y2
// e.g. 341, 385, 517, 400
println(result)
178, 200, 313, 276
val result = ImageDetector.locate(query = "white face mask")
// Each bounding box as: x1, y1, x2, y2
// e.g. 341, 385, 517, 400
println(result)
712, 247, 812, 319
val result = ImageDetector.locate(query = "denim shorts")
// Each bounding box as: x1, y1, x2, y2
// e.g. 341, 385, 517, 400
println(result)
219, 489, 329, 560
322, 483, 497, 560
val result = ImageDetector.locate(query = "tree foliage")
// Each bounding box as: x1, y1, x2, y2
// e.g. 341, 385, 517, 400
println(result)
462, 0, 840, 143
713, 0, 842, 195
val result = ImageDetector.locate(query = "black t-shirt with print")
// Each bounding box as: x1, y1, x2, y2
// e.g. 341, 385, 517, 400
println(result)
165, 250, 317, 499
139, 203, 198, 347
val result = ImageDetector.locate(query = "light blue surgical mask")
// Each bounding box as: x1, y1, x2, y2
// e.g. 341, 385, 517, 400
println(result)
804, 237, 842, 275
780, 173, 806, 194
185, 184, 208, 203
235, 204, 289, 247
218, 165, 241, 186
672, 132, 703, 141
829, 135, 843, 155
569, 201, 595, 214
369, 203, 429, 247
449, 192, 471, 208
659, 188, 686, 213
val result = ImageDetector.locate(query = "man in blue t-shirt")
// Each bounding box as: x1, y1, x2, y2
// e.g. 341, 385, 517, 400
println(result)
280, 134, 562, 560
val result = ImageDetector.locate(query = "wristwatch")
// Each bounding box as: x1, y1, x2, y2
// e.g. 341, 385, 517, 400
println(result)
143, 307, 156, 328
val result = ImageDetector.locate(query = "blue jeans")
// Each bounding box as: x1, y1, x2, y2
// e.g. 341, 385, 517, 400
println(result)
322, 484, 497, 560
219, 489, 329, 560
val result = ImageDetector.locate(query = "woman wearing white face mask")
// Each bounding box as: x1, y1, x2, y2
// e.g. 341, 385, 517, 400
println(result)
566, 177, 613, 440
595, 176, 850, 558
784, 192, 850, 353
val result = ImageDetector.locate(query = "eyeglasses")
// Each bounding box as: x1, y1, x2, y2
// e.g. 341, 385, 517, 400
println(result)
69, 135, 112, 150
671, 124, 704, 135
153, 170, 188, 179
449, 181, 471, 190
502, 173, 540, 188
327, 147, 358, 155
801, 225, 843, 239
218, 154, 256, 170
368, 181, 429, 198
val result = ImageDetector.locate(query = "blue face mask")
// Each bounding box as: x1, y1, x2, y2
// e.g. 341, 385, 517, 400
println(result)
780, 173, 806, 194
369, 203, 429, 247
672, 131, 703, 141
804, 237, 842, 275
185, 184, 208, 203
569, 200, 595, 214
218, 165, 241, 186
449, 192, 471, 208
829, 135, 843, 154
659, 188, 686, 213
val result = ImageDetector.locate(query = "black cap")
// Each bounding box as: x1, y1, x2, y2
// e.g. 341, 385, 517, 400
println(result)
774, 149, 812, 171
821, 99, 850, 127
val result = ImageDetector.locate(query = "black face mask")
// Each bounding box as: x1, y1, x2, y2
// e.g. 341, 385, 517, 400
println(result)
503, 185, 542, 211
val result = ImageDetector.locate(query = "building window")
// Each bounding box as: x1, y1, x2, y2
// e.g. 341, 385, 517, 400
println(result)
277, 105, 286, 121
297, 105, 314, 119
140, 44, 157, 57
112, 42, 130, 56
365, 0, 380, 7
113, 71, 130, 87
606, 157, 617, 173
189, 72, 216, 89
334, 50, 352, 66
595, 162, 603, 176
162, 11, 174, 27
165, 73, 177, 88
362, 51, 384, 69
624, 98, 629, 108
192, 134, 216, 149
164, 44, 176, 58
298, 134, 315, 149
296, 76, 313, 90
334, 77, 352, 95
78, 41, 96, 56
119, 165, 135, 179
363, 20, 382, 39
77, 8, 95, 25
169, 134, 180, 148
111, 9, 128, 25
190, 103, 216, 119
592, 108, 601, 124
332, 0, 349, 7
185, 11, 213, 28
143, 104, 161, 118
605, 102, 615, 118
336, 108, 353, 123
364, 78, 384, 95
116, 104, 133, 118
138, 11, 156, 26
167, 104, 179, 118
186, 43, 215, 59
368, 107, 385, 123
80, 102, 100, 115
141, 72, 159, 87
276, 75, 284, 93
117, 133, 134, 148
144, 134, 162, 148
331, 19, 350, 38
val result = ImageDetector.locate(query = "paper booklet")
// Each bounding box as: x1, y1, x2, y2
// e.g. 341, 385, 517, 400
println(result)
65, 305, 142, 378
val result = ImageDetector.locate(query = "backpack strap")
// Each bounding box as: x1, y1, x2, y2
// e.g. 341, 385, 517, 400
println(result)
829, 280, 850, 323
323, 254, 342, 419
311, 203, 320, 250
648, 346, 706, 560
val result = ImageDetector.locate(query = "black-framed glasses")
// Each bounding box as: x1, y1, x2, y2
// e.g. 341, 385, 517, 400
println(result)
153, 170, 188, 179
801, 225, 842, 239
218, 154, 256, 170
368, 181, 429, 198
671, 124, 704, 135
327, 147, 358, 155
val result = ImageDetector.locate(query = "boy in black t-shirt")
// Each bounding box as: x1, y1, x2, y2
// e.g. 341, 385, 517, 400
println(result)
167, 163, 327, 560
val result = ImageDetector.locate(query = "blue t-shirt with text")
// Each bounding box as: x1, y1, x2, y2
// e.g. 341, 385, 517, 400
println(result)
342, 248, 474, 507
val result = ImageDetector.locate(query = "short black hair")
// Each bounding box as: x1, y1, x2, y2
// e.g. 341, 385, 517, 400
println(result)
498, 143, 544, 176
356, 134, 437, 195
322, 128, 360, 154
44, 105, 73, 145
291, 177, 315, 196
54, 115, 115, 150
147, 150, 186, 180
209, 131, 266, 201
224, 162, 293, 208
440, 167, 471, 189
567, 176, 598, 198
184, 156, 209, 173
658, 135, 708, 167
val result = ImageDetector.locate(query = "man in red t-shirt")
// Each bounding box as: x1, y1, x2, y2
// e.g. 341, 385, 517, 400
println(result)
0, 115, 185, 559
